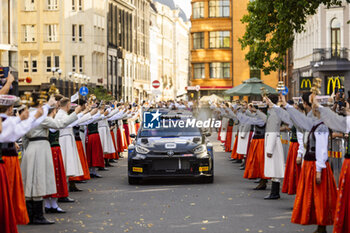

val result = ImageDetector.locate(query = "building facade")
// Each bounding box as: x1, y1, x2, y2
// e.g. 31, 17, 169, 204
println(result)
149, 0, 190, 100
0, 0, 18, 69
17, 0, 107, 95
107, 0, 135, 101
133, 0, 151, 102
293, 3, 350, 96
189, 0, 278, 99
107, 0, 150, 102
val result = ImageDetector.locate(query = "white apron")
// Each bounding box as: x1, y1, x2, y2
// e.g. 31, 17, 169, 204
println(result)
237, 127, 250, 155
264, 132, 285, 178
98, 119, 116, 154
219, 117, 229, 141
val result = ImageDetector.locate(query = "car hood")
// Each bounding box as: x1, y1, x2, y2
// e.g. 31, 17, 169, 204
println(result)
136, 136, 202, 152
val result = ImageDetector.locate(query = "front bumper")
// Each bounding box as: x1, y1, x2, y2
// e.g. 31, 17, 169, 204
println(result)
128, 156, 213, 178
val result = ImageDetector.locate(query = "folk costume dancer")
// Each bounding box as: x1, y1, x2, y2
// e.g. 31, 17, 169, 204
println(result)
236, 102, 252, 164
285, 95, 337, 233
257, 95, 285, 200
21, 96, 80, 225
272, 101, 305, 195
69, 106, 99, 184
230, 113, 239, 152
85, 109, 105, 178
98, 105, 119, 168
56, 99, 90, 196
0, 121, 18, 233
316, 103, 350, 233
108, 107, 129, 160
45, 125, 69, 213
0, 95, 45, 229
234, 105, 270, 190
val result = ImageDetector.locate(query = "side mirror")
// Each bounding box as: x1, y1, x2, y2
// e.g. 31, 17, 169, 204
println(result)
205, 132, 211, 137
130, 134, 136, 139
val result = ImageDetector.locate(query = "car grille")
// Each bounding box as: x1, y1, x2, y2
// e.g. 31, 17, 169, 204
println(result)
152, 159, 190, 171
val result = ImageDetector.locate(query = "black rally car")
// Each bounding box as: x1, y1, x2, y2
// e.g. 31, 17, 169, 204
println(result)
127, 110, 214, 184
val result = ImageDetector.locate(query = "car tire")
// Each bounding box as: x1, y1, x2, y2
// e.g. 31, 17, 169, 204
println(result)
128, 176, 141, 185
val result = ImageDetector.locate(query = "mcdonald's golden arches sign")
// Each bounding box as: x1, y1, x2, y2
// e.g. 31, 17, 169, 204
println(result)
299, 77, 313, 91
326, 76, 344, 95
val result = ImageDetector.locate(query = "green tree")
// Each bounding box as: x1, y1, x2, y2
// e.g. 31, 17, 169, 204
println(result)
239, 0, 348, 75
90, 86, 114, 101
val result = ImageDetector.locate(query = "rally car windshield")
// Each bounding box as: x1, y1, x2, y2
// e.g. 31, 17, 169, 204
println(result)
139, 119, 201, 137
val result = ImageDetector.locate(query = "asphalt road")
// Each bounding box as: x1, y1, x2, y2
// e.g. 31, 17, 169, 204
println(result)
19, 135, 326, 233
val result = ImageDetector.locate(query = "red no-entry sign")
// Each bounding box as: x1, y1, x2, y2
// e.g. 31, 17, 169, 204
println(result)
152, 80, 160, 89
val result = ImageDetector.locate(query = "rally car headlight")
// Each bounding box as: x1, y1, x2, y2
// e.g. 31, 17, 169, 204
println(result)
193, 145, 207, 155
135, 145, 150, 154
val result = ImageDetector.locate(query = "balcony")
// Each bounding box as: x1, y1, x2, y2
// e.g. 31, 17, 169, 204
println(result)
313, 48, 349, 62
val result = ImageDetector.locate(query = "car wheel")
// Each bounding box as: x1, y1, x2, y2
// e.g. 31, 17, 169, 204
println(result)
128, 176, 141, 185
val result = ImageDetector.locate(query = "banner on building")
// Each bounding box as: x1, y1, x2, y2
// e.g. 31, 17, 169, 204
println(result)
299, 77, 313, 91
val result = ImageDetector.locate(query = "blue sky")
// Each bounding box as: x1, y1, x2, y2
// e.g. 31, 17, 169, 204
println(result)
174, 0, 191, 19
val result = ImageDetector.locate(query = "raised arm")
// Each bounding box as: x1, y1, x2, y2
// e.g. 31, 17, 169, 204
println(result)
237, 112, 265, 127
41, 112, 78, 130
285, 104, 314, 131
273, 105, 293, 127
318, 106, 350, 133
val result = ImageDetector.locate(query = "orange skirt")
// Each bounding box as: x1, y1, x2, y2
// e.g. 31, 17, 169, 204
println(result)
123, 130, 128, 150
135, 122, 141, 134
123, 124, 131, 146
231, 136, 238, 159
333, 158, 350, 233
217, 126, 221, 141
0, 163, 18, 233
69, 140, 91, 181
2, 156, 29, 225
110, 130, 119, 159
291, 161, 337, 226
86, 133, 105, 168
116, 128, 124, 153
243, 139, 268, 179
224, 125, 233, 152
282, 142, 301, 195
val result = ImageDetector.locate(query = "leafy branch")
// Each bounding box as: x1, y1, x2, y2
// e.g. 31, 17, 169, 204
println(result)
239, 0, 347, 75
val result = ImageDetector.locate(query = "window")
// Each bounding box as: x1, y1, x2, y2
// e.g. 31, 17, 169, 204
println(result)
331, 18, 341, 58
209, 0, 230, 18
72, 55, 77, 72
250, 67, 261, 79
193, 63, 205, 79
79, 25, 83, 42
72, 24, 76, 41
193, 32, 204, 49
24, 57, 29, 73
47, 24, 58, 42
24, 0, 35, 11
72, 0, 76, 10
32, 57, 38, 72
79, 56, 84, 72
192, 2, 204, 19
210, 63, 230, 79
209, 31, 230, 48
46, 56, 52, 72
47, 0, 58, 10
23, 25, 36, 42
54, 56, 60, 68
78, 0, 83, 11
